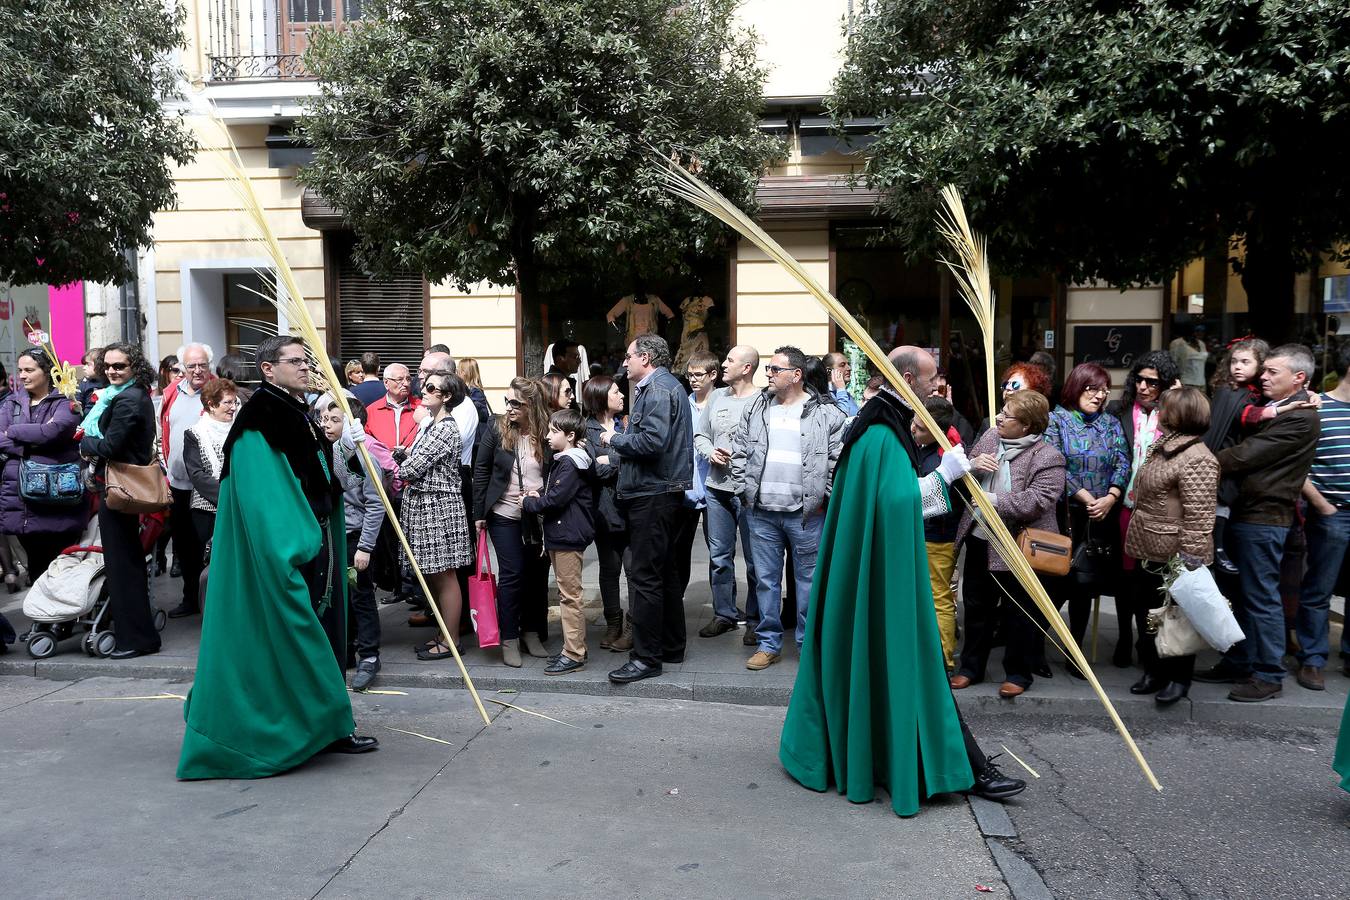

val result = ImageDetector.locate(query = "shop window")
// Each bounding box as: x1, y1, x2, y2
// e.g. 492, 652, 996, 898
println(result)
223, 273, 277, 371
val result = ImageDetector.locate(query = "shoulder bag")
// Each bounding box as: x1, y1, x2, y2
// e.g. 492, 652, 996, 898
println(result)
104, 461, 172, 514
1070, 518, 1118, 589
20, 459, 85, 507
1017, 527, 1073, 577
515, 448, 545, 552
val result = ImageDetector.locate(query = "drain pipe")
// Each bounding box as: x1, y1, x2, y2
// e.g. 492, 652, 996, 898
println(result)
119, 246, 142, 344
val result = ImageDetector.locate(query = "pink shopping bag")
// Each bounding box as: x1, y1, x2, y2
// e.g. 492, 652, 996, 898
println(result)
468, 530, 501, 648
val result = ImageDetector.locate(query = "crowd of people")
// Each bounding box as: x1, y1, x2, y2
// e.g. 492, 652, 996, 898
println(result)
2, 330, 1348, 717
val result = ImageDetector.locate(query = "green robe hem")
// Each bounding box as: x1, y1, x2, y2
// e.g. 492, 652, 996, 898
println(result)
1335, 693, 1350, 793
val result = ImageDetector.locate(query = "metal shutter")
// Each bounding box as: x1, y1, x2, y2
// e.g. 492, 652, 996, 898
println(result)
334, 243, 427, 367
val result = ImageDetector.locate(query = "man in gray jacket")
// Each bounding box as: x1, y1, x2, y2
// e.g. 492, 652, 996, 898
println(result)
731, 345, 846, 670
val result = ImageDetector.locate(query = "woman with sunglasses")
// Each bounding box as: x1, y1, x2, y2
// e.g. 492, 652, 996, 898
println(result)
541, 372, 577, 412
79, 342, 161, 659
473, 377, 554, 666
1105, 349, 1181, 667
1042, 362, 1130, 676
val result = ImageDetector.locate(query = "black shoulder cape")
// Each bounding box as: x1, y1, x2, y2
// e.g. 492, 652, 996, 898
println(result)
842, 390, 921, 473
222, 383, 338, 521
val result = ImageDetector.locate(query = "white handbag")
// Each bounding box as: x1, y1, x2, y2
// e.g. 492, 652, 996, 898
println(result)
1148, 598, 1209, 658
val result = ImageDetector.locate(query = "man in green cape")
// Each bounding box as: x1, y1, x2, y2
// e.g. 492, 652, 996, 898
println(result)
780, 346, 1025, 817
178, 335, 377, 780
1335, 695, 1350, 793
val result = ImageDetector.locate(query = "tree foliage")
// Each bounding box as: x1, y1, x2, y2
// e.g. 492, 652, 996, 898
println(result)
0, 0, 194, 285
833, 0, 1350, 337
299, 0, 779, 303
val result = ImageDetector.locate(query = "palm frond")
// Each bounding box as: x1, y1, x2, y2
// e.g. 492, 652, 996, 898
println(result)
653, 153, 1160, 791
935, 185, 997, 421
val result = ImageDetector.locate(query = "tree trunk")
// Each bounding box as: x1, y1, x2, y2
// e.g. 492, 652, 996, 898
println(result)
1238, 241, 1298, 346
513, 229, 544, 378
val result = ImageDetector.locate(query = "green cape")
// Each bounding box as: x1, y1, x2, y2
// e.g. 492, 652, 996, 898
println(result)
779, 421, 974, 817
1335, 693, 1350, 793
177, 429, 354, 780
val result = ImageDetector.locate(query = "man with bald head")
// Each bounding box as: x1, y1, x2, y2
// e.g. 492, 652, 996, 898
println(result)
694, 345, 762, 637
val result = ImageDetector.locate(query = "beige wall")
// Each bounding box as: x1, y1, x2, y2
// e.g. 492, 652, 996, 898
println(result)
739, 0, 849, 99
733, 223, 831, 384
428, 280, 518, 397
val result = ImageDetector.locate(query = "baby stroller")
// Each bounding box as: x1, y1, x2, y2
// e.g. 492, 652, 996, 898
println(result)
22, 512, 169, 659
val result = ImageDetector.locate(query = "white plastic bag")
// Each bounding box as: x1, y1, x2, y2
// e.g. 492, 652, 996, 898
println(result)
1168, 564, 1244, 652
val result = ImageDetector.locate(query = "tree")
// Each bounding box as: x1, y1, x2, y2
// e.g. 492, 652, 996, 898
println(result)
299, 0, 779, 350
0, 0, 194, 286
832, 0, 1350, 341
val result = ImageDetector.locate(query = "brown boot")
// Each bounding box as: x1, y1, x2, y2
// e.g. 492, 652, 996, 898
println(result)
610, 616, 634, 652
600, 617, 623, 650
1295, 665, 1325, 691
1228, 678, 1282, 702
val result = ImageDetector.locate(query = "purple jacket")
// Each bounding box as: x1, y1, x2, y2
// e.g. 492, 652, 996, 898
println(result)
0, 389, 87, 535
955, 429, 1066, 572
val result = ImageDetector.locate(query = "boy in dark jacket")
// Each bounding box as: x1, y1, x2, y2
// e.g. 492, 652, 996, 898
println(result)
523, 409, 595, 675
913, 396, 961, 670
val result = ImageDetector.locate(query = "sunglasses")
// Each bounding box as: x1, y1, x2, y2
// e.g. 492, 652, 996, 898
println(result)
1135, 375, 1165, 389
1000, 380, 1024, 391
765, 365, 799, 376
105, 362, 130, 372
505, 398, 524, 409
423, 384, 445, 396
169, 367, 184, 376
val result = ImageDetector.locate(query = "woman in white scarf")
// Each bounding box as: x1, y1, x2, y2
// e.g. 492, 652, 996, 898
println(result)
182, 378, 240, 551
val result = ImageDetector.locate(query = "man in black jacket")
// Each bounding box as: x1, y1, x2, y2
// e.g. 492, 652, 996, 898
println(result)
599, 334, 693, 683
1197, 344, 1320, 702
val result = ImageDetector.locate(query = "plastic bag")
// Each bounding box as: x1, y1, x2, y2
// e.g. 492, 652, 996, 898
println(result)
1168, 563, 1244, 652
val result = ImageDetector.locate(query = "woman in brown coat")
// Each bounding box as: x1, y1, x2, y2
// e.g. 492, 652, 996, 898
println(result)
1123, 387, 1219, 705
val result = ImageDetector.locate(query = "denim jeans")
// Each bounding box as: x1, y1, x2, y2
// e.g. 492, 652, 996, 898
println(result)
1296, 507, 1350, 668
486, 514, 550, 641
747, 506, 824, 654
1224, 521, 1291, 684
705, 487, 758, 624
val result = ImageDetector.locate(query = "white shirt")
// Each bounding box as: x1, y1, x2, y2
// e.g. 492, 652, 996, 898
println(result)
451, 396, 478, 467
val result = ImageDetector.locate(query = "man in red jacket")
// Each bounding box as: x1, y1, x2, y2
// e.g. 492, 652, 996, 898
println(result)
364, 363, 420, 455
161, 343, 214, 618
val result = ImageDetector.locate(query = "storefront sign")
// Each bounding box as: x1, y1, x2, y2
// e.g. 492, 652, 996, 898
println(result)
1073, 325, 1152, 369
0, 282, 86, 390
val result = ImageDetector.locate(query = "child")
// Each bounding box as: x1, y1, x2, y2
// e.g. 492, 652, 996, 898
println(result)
1204, 338, 1270, 574
317, 397, 387, 691
913, 396, 961, 670
523, 408, 595, 675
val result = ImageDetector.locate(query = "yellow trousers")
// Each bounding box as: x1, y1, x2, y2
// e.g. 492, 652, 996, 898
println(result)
926, 541, 958, 670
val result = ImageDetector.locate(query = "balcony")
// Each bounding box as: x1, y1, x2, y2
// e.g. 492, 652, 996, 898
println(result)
204, 0, 362, 83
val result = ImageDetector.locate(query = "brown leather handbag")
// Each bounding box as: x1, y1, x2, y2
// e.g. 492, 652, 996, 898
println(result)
104, 461, 172, 514
1017, 527, 1073, 577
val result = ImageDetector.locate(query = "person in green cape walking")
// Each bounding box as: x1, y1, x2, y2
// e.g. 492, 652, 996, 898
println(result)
1336, 696, 1350, 793
178, 335, 377, 780
779, 346, 1026, 817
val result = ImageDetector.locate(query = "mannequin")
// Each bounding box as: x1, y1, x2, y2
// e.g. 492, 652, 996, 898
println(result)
672, 295, 715, 375
607, 294, 675, 345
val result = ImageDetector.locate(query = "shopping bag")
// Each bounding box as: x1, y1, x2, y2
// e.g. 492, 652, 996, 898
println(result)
468, 530, 501, 648
1148, 599, 1209, 658
1168, 563, 1244, 652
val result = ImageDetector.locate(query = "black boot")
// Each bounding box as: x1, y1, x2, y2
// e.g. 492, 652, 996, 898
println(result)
1155, 681, 1189, 706
1129, 673, 1168, 695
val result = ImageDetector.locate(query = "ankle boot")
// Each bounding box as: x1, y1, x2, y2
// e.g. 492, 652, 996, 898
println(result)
600, 617, 624, 650
522, 632, 549, 658
500, 638, 522, 668
610, 615, 634, 652
1155, 681, 1189, 706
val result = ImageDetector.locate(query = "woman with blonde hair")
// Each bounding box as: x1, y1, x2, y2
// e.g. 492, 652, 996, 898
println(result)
457, 357, 491, 423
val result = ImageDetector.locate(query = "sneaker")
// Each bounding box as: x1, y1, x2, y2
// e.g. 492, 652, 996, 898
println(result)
545, 655, 585, 676
698, 617, 737, 638
746, 651, 780, 671
1295, 665, 1325, 691
610, 617, 634, 652
1194, 663, 1246, 684
351, 657, 381, 691
1228, 678, 1282, 702
971, 755, 1026, 801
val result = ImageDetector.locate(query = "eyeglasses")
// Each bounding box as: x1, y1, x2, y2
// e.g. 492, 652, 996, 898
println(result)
105, 362, 130, 372
418, 368, 450, 379
384, 375, 410, 383
1135, 375, 1165, 389
277, 356, 310, 368
1082, 386, 1109, 396
765, 365, 799, 376
505, 398, 524, 409
184, 363, 209, 371
623, 351, 648, 362
686, 370, 713, 379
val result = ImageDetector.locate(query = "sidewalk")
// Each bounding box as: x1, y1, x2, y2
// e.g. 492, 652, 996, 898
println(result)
2, 538, 1345, 727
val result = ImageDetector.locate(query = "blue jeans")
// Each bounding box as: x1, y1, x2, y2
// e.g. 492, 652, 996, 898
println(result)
1296, 508, 1350, 668
1224, 521, 1291, 684
747, 507, 824, 654
706, 487, 758, 624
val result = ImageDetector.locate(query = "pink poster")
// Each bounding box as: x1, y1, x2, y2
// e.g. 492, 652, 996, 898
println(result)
47, 282, 86, 363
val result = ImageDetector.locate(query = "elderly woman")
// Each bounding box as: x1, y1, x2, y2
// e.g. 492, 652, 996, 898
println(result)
1042, 362, 1130, 676
1123, 387, 1218, 705
1106, 349, 1181, 667
182, 378, 239, 549
952, 389, 1067, 698
0, 350, 86, 586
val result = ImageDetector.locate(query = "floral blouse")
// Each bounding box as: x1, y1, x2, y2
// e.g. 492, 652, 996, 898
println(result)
1042, 406, 1130, 500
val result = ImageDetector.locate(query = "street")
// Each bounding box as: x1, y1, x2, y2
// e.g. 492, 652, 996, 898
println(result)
1, 674, 1345, 899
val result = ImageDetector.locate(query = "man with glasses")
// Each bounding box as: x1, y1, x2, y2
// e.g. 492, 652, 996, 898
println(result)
160, 342, 215, 618
730, 346, 847, 671
598, 334, 693, 684
694, 345, 761, 639
180, 334, 378, 780
365, 363, 420, 455
671, 352, 720, 620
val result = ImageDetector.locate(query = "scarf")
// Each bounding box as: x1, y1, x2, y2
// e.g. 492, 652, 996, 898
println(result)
973, 433, 1039, 539
78, 381, 130, 439
1078, 409, 1102, 425
1125, 403, 1160, 509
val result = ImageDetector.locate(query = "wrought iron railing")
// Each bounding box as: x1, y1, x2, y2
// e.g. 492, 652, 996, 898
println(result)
205, 0, 361, 82
209, 53, 309, 81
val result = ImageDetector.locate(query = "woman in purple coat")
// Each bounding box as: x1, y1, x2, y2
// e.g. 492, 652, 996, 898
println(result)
0, 350, 87, 584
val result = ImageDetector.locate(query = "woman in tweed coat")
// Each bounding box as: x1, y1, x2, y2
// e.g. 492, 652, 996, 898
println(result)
952, 390, 1067, 698
1123, 387, 1218, 705
399, 373, 472, 661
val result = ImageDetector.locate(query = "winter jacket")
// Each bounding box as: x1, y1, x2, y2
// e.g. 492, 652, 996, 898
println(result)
523, 447, 595, 551
729, 391, 847, 522
0, 389, 85, 535
1204, 384, 1259, 507
365, 394, 421, 452
1124, 433, 1218, 564
335, 442, 385, 550
607, 367, 692, 499
955, 430, 1067, 572
586, 417, 625, 532
1215, 390, 1320, 527
468, 387, 492, 425
916, 442, 959, 543
472, 420, 554, 521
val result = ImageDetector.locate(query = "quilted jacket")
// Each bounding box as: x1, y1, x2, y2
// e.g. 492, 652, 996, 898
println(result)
1124, 433, 1218, 564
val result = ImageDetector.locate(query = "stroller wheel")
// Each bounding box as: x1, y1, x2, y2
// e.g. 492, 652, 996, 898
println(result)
93, 632, 118, 658
153, 608, 168, 632
27, 631, 58, 659
82, 633, 97, 657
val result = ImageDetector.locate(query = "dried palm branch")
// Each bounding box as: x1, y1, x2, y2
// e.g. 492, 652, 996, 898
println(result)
208, 116, 490, 725
654, 155, 1160, 791
935, 185, 997, 422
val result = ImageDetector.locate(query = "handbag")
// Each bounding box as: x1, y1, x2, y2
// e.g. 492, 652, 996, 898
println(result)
104, 461, 172, 514
514, 450, 545, 550
1070, 519, 1118, 588
19, 459, 85, 506
468, 530, 501, 648
1147, 596, 1209, 658
1017, 527, 1073, 577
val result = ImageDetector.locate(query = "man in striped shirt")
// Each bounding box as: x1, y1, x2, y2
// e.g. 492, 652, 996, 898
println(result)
1298, 346, 1350, 687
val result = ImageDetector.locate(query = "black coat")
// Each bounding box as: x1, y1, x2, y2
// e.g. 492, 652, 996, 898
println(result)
80, 385, 155, 472
472, 421, 554, 522
585, 417, 625, 532
522, 451, 594, 551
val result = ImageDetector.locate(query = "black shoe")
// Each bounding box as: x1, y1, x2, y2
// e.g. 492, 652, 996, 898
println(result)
321, 734, 379, 754
971, 756, 1026, 801
169, 559, 182, 579
608, 659, 662, 684
1129, 674, 1167, 695
351, 658, 381, 691
153, 558, 167, 577
1155, 681, 1188, 706
1033, 663, 1053, 679
109, 647, 159, 660
545, 655, 585, 676
379, 593, 405, 605
742, 626, 758, 647
1214, 547, 1238, 576
1193, 663, 1245, 684
1065, 660, 1087, 680
167, 603, 199, 619
698, 618, 737, 638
